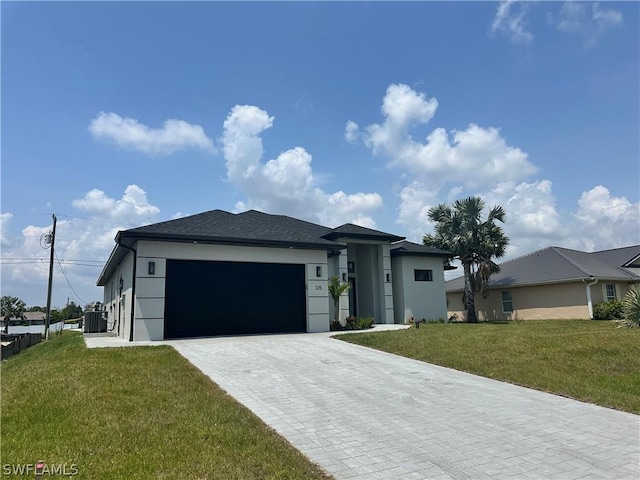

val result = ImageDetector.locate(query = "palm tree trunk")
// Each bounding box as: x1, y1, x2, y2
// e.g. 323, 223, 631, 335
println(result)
463, 261, 478, 323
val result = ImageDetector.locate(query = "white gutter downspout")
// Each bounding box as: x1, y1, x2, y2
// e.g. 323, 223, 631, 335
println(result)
582, 277, 599, 319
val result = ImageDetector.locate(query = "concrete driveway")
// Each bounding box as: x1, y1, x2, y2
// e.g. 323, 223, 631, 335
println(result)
87, 330, 640, 479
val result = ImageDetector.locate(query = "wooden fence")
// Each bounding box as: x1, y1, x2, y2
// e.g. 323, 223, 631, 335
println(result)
1, 333, 43, 360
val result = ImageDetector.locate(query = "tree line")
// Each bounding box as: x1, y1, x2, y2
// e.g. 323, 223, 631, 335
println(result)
1, 296, 85, 323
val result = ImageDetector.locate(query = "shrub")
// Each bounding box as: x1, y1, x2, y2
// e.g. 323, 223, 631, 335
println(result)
356, 317, 374, 329
592, 300, 624, 320
620, 287, 640, 328
329, 319, 343, 331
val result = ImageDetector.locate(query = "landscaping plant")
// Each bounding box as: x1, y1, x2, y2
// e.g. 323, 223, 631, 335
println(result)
327, 276, 350, 324
592, 300, 624, 320
620, 287, 640, 328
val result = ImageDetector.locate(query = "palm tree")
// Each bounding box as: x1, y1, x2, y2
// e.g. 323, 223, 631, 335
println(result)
423, 197, 508, 323
328, 276, 350, 324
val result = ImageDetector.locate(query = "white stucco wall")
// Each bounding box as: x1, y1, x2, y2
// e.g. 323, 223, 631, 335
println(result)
391, 255, 448, 323
102, 250, 134, 340
125, 241, 331, 340
380, 244, 394, 324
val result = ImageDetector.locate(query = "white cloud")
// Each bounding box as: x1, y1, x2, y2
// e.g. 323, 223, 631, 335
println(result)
1, 212, 14, 248
490, 1, 533, 46
318, 192, 383, 229
221, 105, 383, 227
365, 84, 438, 156
349, 83, 637, 261
555, 1, 623, 46
478, 180, 566, 257
344, 120, 360, 143
398, 178, 639, 263
89, 112, 214, 155
1, 185, 160, 307
72, 185, 160, 220
354, 83, 538, 246
592, 3, 623, 29
396, 181, 440, 242
358, 83, 537, 192
573, 186, 639, 250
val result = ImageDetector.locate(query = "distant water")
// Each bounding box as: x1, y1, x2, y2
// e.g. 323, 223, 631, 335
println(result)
6, 322, 80, 335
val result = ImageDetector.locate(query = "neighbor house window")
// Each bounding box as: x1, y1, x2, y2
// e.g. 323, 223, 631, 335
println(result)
501, 290, 513, 313
605, 284, 617, 301
414, 269, 433, 282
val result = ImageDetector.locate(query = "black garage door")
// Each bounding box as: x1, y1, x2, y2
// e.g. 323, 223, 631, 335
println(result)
164, 259, 306, 339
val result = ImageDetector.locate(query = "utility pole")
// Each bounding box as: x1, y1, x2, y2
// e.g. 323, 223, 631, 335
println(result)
44, 214, 57, 340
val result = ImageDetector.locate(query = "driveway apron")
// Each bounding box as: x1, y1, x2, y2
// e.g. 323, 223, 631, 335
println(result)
164, 333, 637, 480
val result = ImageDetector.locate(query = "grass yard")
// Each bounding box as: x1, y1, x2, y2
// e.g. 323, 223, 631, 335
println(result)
1, 332, 330, 479
339, 320, 640, 414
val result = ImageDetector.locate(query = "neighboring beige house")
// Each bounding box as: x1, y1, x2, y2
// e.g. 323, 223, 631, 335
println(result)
446, 245, 640, 321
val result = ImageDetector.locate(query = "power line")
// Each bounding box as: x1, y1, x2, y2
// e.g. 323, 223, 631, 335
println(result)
0, 259, 104, 267
1, 257, 105, 263
54, 250, 88, 306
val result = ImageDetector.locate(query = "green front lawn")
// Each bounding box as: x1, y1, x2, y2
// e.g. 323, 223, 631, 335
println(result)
339, 320, 640, 414
1, 332, 330, 479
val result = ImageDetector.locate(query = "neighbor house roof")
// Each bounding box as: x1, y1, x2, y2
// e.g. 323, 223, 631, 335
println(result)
24, 311, 46, 321
445, 245, 640, 292
98, 209, 407, 286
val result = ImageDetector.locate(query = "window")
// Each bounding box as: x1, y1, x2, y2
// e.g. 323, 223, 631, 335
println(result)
414, 269, 433, 282
501, 290, 513, 313
605, 284, 617, 301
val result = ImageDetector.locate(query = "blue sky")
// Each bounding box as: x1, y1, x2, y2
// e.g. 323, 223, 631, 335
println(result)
2, 1, 638, 307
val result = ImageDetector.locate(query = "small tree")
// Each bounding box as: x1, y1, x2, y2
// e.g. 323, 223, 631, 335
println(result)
1, 296, 26, 319
1, 295, 26, 333
328, 276, 350, 323
61, 301, 83, 320
423, 197, 508, 323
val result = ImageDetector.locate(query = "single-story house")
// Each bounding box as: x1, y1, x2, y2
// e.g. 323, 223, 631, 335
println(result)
446, 245, 640, 321
97, 209, 452, 341
5, 312, 47, 324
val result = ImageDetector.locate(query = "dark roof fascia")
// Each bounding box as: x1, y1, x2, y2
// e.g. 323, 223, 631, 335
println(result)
390, 249, 453, 258
97, 243, 129, 286
389, 240, 453, 258
322, 223, 405, 243
323, 232, 405, 243
622, 253, 640, 268
118, 230, 345, 251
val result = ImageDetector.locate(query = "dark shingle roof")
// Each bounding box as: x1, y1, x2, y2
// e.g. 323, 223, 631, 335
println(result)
446, 245, 640, 292
120, 209, 339, 249
98, 209, 413, 286
390, 241, 452, 257
323, 223, 405, 242
591, 245, 640, 271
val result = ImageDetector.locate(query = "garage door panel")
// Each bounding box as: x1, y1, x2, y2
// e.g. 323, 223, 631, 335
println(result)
164, 260, 306, 339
